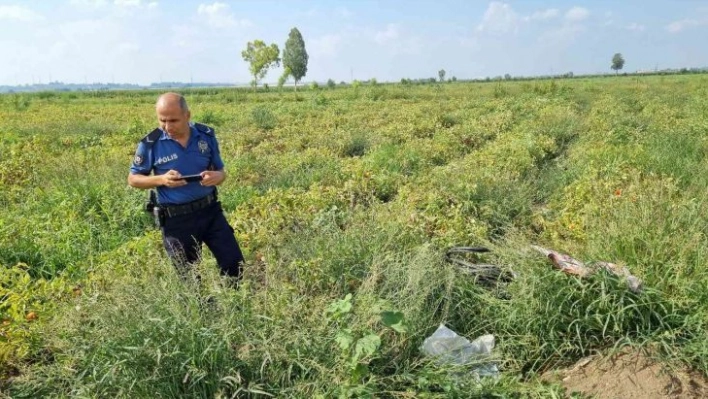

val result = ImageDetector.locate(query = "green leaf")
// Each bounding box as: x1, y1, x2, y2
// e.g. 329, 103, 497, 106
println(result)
353, 334, 381, 361
335, 329, 354, 351
348, 363, 369, 383
380, 311, 407, 333
325, 293, 353, 319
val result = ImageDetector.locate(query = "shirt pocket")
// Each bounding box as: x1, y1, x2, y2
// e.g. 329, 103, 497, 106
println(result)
187, 147, 213, 170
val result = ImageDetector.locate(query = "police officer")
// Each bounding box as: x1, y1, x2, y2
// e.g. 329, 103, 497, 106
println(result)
128, 92, 244, 282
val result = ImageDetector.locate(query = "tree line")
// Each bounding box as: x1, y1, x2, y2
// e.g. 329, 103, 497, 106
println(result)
239, 32, 651, 90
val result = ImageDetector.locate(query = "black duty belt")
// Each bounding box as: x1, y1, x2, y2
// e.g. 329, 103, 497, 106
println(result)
161, 193, 216, 218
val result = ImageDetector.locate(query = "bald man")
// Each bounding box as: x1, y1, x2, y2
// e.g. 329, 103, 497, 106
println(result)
128, 92, 244, 282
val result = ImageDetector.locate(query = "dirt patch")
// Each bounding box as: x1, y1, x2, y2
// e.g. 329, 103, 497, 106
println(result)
542, 348, 708, 398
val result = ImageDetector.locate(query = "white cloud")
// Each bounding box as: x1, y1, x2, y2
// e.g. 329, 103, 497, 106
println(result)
565, 7, 590, 22
70, 0, 108, 7
534, 6, 590, 44
538, 7, 591, 47
477, 2, 519, 34
665, 18, 708, 33
626, 23, 645, 32
477, 3, 565, 33
0, 5, 44, 21
371, 24, 422, 55
197, 2, 251, 29
526, 9, 559, 21
113, 0, 156, 10
115, 0, 141, 7
197, 2, 227, 15
11, 17, 155, 83
0, 2, 256, 85
374, 23, 400, 44
108, 0, 158, 16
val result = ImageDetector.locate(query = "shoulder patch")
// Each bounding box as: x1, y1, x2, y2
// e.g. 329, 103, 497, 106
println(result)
134, 154, 144, 165
141, 128, 162, 145
194, 123, 215, 136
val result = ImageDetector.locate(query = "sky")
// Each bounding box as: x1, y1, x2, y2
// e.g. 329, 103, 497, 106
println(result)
0, 0, 707, 86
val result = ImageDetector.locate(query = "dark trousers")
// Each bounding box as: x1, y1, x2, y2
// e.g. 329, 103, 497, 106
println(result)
161, 202, 244, 280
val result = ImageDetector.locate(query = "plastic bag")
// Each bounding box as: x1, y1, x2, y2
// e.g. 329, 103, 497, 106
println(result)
421, 324, 499, 379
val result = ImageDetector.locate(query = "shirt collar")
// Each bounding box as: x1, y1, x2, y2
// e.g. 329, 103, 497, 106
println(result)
158, 124, 197, 141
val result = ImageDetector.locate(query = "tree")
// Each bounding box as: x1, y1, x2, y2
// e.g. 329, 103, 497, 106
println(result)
611, 53, 625, 75
241, 40, 280, 89
438, 69, 446, 82
278, 66, 291, 90
282, 27, 308, 90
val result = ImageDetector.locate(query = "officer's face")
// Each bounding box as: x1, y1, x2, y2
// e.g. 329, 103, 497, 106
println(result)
156, 102, 190, 139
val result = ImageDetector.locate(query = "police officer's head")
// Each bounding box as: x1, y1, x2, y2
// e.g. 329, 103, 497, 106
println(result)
156, 92, 191, 139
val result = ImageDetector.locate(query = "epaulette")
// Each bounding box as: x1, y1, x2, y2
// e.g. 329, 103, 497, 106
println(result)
194, 123, 215, 136
141, 128, 162, 148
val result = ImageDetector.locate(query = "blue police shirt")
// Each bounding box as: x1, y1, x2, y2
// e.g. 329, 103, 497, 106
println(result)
130, 123, 225, 205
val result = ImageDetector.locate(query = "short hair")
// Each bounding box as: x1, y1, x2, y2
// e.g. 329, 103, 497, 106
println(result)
178, 96, 189, 112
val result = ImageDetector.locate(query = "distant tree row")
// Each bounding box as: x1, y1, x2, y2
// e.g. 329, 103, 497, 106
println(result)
409, 53, 626, 87
401, 76, 457, 85
238, 40, 704, 91
241, 28, 309, 90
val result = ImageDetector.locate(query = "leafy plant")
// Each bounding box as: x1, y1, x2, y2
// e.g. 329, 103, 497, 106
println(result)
251, 106, 277, 130
341, 134, 370, 157
325, 293, 408, 396
193, 109, 226, 127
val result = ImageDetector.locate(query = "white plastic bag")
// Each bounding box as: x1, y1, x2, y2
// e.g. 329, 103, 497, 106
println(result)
421, 324, 499, 378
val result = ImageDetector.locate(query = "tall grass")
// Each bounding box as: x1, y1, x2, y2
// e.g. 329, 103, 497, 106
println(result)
5, 229, 549, 398
3, 75, 708, 397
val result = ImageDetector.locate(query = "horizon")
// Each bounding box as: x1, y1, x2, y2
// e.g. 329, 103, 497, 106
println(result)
3, 65, 708, 91
1, 0, 707, 87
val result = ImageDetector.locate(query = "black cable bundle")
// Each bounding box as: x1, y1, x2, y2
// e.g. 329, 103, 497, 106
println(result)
444, 247, 515, 287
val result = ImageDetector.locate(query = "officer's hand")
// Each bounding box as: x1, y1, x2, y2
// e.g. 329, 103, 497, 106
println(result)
162, 170, 187, 188
200, 170, 224, 187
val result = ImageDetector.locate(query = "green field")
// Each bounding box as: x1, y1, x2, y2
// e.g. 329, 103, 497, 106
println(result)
2, 76, 708, 397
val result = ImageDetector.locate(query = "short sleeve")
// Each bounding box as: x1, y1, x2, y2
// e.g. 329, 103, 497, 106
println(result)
129, 141, 153, 175
209, 136, 225, 170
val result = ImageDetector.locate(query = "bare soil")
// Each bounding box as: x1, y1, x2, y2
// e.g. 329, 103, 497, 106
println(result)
542, 348, 708, 398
